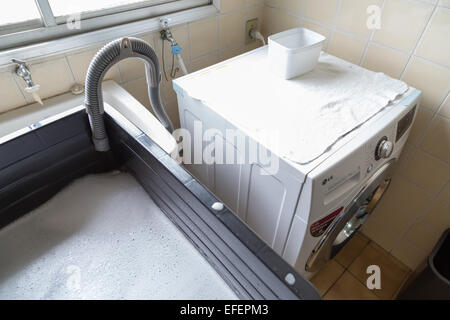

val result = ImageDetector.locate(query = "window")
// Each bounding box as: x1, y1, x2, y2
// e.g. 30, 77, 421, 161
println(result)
0, 0, 210, 50
0, 1, 41, 26
48, 0, 158, 17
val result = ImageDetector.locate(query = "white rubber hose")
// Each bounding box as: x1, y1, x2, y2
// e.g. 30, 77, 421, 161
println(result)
176, 53, 188, 75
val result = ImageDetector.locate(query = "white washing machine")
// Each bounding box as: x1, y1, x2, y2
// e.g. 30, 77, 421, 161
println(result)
283, 91, 420, 275
173, 47, 421, 277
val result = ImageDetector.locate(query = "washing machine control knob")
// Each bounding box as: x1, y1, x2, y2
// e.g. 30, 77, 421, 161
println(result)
376, 138, 394, 160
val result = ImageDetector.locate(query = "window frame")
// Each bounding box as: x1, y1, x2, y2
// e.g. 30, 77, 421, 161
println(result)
51, 0, 173, 23
0, 0, 211, 50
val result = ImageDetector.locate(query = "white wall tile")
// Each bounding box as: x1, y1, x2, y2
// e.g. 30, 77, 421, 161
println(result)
219, 11, 246, 49
189, 17, 219, 59
328, 32, 367, 64
122, 77, 151, 110
302, 0, 340, 25
362, 43, 409, 78
220, 0, 245, 13
21, 57, 75, 101
373, 0, 434, 52
402, 57, 450, 112
337, 0, 383, 38
420, 115, 450, 162
0, 72, 27, 113
401, 148, 450, 195
416, 7, 450, 67
118, 34, 155, 82
67, 46, 121, 84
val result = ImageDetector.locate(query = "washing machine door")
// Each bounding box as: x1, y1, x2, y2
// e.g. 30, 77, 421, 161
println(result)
306, 159, 395, 272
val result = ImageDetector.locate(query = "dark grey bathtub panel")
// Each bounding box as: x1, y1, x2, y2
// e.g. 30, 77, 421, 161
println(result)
0, 155, 105, 228
106, 116, 320, 300
170, 177, 300, 300
0, 142, 100, 210
0, 112, 90, 171
158, 154, 195, 185
34, 112, 91, 147
136, 134, 168, 160
0, 134, 89, 190
0, 133, 43, 170
0, 111, 109, 228
185, 180, 265, 253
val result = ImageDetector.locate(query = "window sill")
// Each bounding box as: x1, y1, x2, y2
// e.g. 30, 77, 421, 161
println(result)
0, 5, 218, 67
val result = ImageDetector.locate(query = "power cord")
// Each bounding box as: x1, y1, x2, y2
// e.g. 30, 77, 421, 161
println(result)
250, 29, 266, 45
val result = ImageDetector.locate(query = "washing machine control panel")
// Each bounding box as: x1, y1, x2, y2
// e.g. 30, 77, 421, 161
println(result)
315, 124, 397, 206
310, 96, 419, 224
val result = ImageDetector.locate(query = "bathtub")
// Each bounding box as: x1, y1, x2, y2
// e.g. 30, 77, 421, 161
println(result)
0, 81, 320, 300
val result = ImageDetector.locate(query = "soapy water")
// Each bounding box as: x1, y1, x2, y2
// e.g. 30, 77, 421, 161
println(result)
0, 172, 237, 300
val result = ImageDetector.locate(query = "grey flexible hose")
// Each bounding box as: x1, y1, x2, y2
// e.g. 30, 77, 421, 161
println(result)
84, 37, 174, 152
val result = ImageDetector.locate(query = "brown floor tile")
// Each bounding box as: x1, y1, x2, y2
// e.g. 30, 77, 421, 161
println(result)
335, 232, 370, 267
324, 272, 379, 300
348, 242, 410, 300
393, 271, 412, 299
310, 260, 345, 296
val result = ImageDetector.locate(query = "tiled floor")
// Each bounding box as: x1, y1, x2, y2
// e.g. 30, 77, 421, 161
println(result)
310, 232, 411, 300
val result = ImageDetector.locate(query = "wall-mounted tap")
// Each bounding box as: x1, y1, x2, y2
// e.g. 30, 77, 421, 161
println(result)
12, 58, 43, 105
159, 18, 188, 79
160, 19, 177, 47
12, 59, 34, 87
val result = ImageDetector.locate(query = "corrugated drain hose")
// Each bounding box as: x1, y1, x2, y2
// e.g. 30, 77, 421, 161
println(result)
84, 37, 174, 152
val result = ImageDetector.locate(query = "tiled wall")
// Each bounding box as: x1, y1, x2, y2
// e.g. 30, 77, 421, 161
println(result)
263, 0, 450, 270
0, 0, 265, 128
0, 0, 448, 271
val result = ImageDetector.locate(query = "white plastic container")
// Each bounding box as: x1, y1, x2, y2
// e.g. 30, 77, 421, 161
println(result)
268, 28, 326, 79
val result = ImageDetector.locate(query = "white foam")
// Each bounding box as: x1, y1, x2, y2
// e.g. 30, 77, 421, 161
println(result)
0, 172, 237, 300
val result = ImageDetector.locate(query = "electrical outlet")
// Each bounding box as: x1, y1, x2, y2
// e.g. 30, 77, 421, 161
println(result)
245, 18, 259, 45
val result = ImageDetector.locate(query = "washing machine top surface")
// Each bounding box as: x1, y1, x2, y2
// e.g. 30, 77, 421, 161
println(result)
174, 46, 409, 169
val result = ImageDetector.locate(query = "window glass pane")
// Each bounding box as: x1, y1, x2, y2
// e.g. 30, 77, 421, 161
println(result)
0, 1, 41, 26
48, 0, 158, 17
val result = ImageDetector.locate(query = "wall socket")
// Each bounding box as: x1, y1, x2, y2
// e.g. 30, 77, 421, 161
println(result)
245, 18, 259, 45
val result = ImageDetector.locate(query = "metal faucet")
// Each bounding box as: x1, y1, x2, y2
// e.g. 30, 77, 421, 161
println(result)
160, 18, 177, 46
12, 58, 43, 105
12, 59, 35, 87
159, 18, 188, 79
